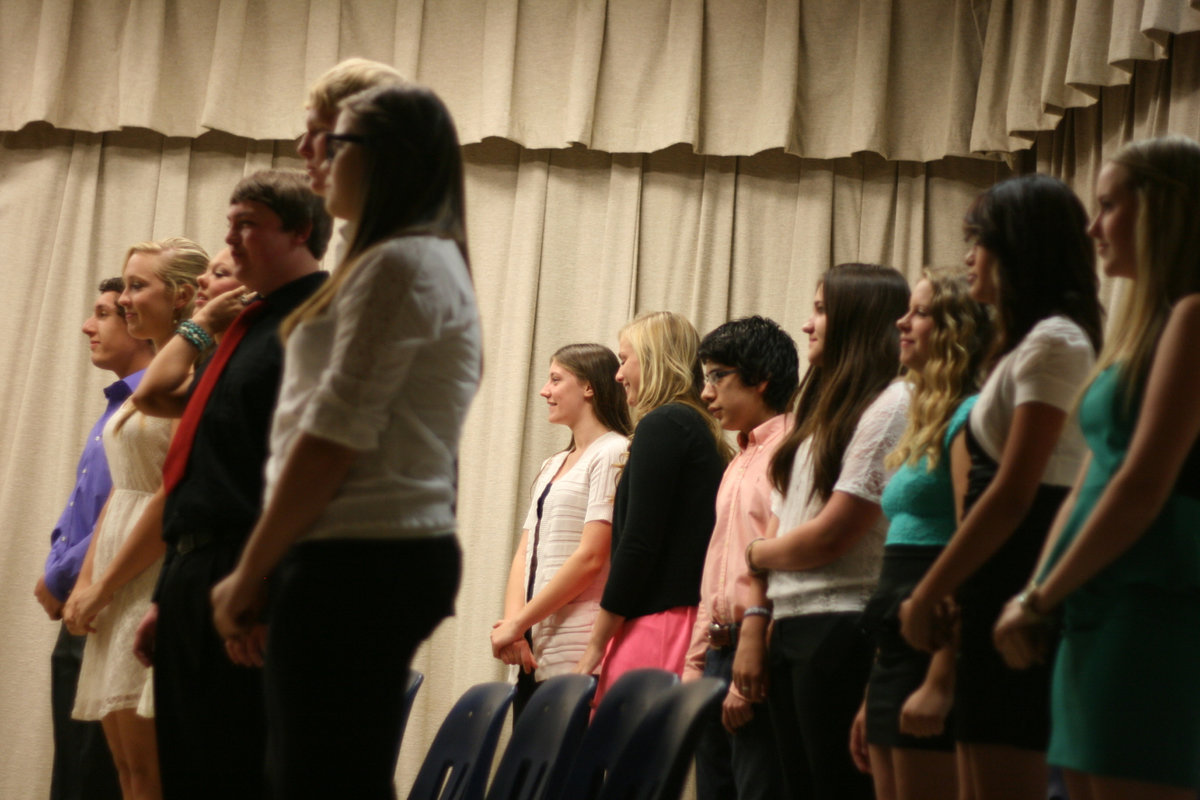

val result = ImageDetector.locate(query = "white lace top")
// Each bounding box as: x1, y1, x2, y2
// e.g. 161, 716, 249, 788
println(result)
266, 236, 481, 541
767, 381, 910, 618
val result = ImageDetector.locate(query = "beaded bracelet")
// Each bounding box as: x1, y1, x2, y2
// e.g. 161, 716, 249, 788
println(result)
176, 319, 214, 351
742, 605, 772, 620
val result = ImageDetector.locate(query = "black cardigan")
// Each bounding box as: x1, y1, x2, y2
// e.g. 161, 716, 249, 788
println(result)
600, 402, 725, 618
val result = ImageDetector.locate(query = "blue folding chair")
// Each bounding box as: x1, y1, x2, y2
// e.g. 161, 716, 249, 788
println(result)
596, 677, 726, 800
552, 669, 680, 800
484, 674, 596, 800
395, 670, 425, 755
407, 681, 517, 800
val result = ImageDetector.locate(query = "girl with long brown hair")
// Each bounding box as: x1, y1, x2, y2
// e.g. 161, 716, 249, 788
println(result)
210, 82, 481, 799
491, 343, 632, 719
744, 262, 911, 800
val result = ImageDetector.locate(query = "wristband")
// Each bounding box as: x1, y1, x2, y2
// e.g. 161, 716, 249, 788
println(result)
742, 605, 771, 620
1017, 584, 1050, 621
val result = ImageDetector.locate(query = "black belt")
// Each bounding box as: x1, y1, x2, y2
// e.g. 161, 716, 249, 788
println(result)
174, 530, 218, 555
707, 621, 740, 650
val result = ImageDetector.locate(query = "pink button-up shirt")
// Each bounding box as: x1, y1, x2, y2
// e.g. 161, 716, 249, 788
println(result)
683, 413, 791, 680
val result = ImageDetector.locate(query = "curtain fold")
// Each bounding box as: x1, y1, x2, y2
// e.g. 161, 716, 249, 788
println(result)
1, 123, 1010, 797
2, 0, 1197, 159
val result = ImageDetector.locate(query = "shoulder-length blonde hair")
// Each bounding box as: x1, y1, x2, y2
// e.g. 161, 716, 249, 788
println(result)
887, 269, 992, 471
621, 311, 733, 461
1091, 136, 1200, 412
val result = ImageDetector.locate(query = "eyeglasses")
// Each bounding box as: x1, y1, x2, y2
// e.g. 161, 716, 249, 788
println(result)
703, 368, 737, 386
324, 133, 369, 161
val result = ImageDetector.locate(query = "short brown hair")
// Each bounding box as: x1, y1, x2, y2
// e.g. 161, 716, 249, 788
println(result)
97, 276, 124, 295
230, 170, 333, 260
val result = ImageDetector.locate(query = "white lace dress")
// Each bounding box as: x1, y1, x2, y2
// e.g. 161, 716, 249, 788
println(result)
72, 402, 169, 720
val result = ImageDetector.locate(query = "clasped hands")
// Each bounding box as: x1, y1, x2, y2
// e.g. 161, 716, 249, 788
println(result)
992, 593, 1054, 669
900, 590, 1052, 669
491, 619, 537, 674
898, 593, 959, 653
62, 579, 113, 636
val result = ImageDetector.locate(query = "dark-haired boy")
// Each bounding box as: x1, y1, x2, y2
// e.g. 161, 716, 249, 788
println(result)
36, 278, 153, 800
684, 316, 799, 800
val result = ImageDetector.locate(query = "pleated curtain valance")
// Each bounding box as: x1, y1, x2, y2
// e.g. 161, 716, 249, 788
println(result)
1, 0, 1197, 160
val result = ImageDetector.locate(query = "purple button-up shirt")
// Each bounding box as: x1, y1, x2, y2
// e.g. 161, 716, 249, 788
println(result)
42, 369, 145, 601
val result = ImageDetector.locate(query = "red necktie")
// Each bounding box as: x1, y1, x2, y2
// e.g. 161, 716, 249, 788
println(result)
161, 300, 267, 494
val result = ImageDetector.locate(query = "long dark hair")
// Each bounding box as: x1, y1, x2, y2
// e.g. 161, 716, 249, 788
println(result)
770, 263, 910, 502
283, 82, 469, 338
551, 343, 634, 450
963, 174, 1103, 365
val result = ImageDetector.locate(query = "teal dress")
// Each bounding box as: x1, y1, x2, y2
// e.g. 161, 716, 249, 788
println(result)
1043, 365, 1200, 788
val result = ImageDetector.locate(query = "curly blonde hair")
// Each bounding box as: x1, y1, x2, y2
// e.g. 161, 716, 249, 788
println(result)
887, 270, 992, 471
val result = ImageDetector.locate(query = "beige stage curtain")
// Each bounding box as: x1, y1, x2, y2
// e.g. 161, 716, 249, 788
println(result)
1, 0, 1198, 794
1, 0, 1197, 159
0, 127, 1007, 798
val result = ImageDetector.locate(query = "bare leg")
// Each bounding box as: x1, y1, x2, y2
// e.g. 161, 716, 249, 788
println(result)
894, 747, 956, 800
100, 714, 133, 799
961, 743, 1047, 800
1089, 772, 1194, 800
107, 709, 161, 800
1062, 769, 1093, 800
955, 746, 974, 800
869, 745, 897, 800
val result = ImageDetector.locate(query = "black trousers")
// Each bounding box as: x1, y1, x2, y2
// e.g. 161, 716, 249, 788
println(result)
767, 613, 874, 800
154, 541, 269, 800
265, 537, 461, 800
694, 645, 786, 800
50, 624, 121, 800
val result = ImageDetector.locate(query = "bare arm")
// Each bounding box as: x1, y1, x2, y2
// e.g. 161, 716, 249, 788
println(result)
132, 288, 246, 418
493, 530, 536, 670
63, 487, 167, 632
1036, 297, 1200, 610
131, 336, 199, 418
61, 490, 112, 634
501, 530, 530, 622
949, 431, 970, 525
211, 433, 357, 639
906, 403, 1066, 605
895, 429, 974, 730
749, 491, 881, 572
493, 521, 611, 651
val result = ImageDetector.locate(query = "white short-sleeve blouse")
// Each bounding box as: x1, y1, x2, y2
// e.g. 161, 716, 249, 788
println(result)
969, 315, 1095, 487
265, 236, 482, 542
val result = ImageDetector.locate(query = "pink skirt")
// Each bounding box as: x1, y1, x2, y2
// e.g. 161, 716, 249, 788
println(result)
594, 605, 698, 707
